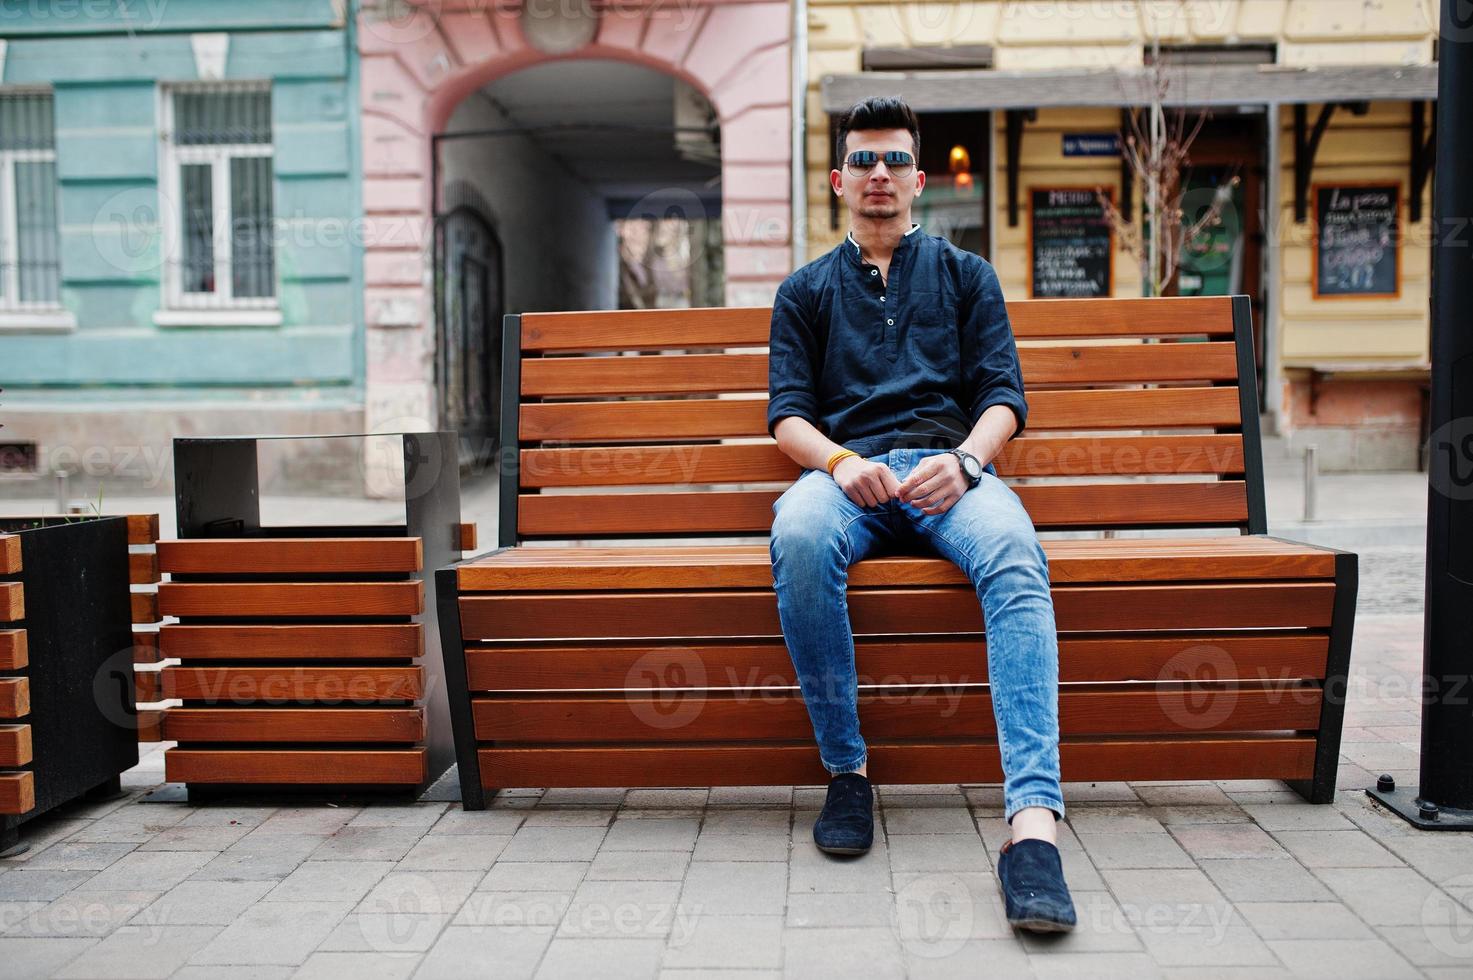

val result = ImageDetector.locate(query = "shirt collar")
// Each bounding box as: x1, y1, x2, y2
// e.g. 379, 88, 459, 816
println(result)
846, 223, 921, 264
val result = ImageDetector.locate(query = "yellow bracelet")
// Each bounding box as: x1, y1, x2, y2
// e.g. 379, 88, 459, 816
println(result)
826, 449, 858, 475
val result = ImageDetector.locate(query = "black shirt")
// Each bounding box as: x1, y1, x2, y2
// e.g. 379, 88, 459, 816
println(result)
766, 224, 1028, 458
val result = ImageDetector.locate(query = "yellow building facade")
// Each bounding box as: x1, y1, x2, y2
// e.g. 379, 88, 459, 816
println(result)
803, 0, 1439, 469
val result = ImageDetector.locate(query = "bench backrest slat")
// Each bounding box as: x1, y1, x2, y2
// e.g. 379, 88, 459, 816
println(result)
500, 295, 1266, 546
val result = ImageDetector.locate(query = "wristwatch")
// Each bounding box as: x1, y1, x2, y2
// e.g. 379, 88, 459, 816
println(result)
947, 448, 984, 488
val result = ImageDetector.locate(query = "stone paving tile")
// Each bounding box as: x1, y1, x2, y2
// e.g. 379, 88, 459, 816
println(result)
588, 849, 690, 881
309, 827, 427, 864
263, 859, 395, 904
558, 879, 683, 940
397, 833, 509, 871
133, 879, 275, 926
886, 834, 992, 874
417, 925, 552, 979
1200, 857, 1335, 902
1272, 829, 1404, 868
251, 806, 360, 837
697, 809, 791, 836
295, 950, 422, 980
1075, 831, 1196, 870
880, 806, 978, 836
0, 936, 100, 980
453, 891, 571, 930
1168, 822, 1294, 861
498, 826, 608, 864
12, 841, 137, 871
787, 838, 891, 894
677, 862, 787, 917
187, 900, 354, 967
661, 913, 784, 970
84, 849, 214, 892
784, 890, 894, 929
345, 805, 447, 831
536, 936, 666, 979
316, 912, 450, 953
51, 923, 222, 978
905, 937, 1036, 978
0, 869, 97, 902
781, 925, 906, 979
357, 870, 482, 916
1266, 938, 1422, 978
1311, 867, 1446, 926
690, 834, 789, 863
602, 817, 701, 852
707, 786, 793, 807
625, 789, 710, 809
1234, 901, 1377, 941
426, 807, 525, 836
7, 889, 157, 938
477, 862, 590, 894
520, 808, 615, 828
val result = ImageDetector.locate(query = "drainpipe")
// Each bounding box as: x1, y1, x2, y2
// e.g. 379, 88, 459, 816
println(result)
1263, 101, 1283, 431
790, 0, 808, 269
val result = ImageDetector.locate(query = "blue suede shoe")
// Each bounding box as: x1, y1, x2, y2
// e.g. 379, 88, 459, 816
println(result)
997, 838, 1077, 933
812, 772, 874, 854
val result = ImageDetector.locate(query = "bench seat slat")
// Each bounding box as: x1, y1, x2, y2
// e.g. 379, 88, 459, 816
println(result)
520, 434, 1245, 487
158, 581, 424, 618
521, 342, 1240, 396
462, 633, 1330, 688
160, 708, 424, 743
460, 582, 1336, 640
519, 387, 1243, 441
159, 624, 424, 660
477, 735, 1314, 789
165, 748, 427, 785
459, 538, 1336, 590
471, 686, 1324, 741
160, 666, 423, 702
517, 483, 1250, 536
158, 538, 423, 575
519, 297, 1235, 352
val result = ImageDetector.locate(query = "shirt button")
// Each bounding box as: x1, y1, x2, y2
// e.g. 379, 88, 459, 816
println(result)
870, 269, 878, 276
880, 295, 886, 302
886, 318, 894, 326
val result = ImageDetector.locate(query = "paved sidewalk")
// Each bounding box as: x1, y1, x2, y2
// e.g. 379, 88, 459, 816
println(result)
0, 597, 1467, 978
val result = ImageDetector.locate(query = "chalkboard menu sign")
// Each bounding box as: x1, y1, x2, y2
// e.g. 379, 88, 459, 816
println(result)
1313, 183, 1400, 299
1029, 187, 1113, 298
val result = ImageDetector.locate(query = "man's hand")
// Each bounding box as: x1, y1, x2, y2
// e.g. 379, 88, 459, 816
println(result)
897, 454, 969, 515
832, 455, 902, 508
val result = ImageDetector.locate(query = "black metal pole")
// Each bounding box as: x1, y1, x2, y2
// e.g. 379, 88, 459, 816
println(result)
1368, 2, 1473, 829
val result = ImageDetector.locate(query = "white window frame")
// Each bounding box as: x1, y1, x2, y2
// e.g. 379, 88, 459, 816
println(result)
158, 80, 278, 320
0, 85, 73, 332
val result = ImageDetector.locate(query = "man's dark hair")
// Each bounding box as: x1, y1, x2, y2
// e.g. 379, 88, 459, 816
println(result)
835, 96, 920, 167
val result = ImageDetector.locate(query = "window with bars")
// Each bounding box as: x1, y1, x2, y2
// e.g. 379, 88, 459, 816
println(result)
162, 83, 276, 310
0, 90, 62, 311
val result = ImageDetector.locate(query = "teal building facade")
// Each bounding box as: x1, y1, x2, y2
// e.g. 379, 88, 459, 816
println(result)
0, 0, 362, 490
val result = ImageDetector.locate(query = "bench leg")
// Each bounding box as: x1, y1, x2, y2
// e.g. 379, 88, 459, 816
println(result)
1288, 551, 1358, 804
435, 567, 487, 811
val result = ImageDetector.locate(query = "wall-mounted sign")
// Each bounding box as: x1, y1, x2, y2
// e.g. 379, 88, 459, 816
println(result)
1028, 187, 1114, 298
1062, 133, 1121, 157
1313, 183, 1400, 299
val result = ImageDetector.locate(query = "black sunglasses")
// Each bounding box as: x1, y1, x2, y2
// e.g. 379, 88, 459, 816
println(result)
844, 149, 916, 177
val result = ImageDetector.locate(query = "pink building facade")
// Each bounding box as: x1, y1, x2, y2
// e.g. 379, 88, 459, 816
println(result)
357, 0, 793, 436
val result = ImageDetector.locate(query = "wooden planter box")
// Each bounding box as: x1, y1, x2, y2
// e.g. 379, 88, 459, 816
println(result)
0, 515, 143, 855
147, 433, 465, 800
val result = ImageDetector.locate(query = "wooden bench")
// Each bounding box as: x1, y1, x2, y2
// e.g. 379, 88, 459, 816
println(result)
436, 295, 1358, 810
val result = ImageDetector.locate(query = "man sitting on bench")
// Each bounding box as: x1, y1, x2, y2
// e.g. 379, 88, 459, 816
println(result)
767, 96, 1076, 933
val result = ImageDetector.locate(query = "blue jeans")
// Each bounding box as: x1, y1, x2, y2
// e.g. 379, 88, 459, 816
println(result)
769, 446, 1065, 824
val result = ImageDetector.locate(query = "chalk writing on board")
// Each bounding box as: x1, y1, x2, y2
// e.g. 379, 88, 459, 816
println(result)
1030, 188, 1113, 298
1314, 184, 1399, 298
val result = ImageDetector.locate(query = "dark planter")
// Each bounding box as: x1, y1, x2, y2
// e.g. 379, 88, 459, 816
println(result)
0, 515, 139, 855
